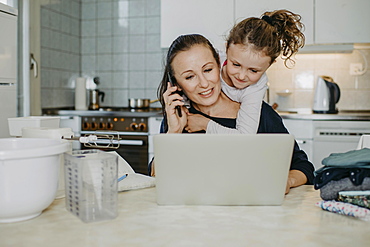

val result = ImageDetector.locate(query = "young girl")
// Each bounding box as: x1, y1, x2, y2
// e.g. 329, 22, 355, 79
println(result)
185, 9, 305, 134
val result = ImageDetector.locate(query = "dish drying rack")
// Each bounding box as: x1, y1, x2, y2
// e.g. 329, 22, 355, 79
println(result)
63, 133, 120, 149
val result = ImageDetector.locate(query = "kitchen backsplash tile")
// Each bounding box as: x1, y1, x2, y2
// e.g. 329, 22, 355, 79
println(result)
113, 1, 129, 18
97, 1, 112, 19
81, 20, 95, 37
97, 19, 113, 36
112, 88, 129, 106
81, 2, 95, 20
129, 0, 146, 17
97, 37, 112, 54
40, 0, 370, 111
129, 35, 146, 52
267, 50, 370, 111
112, 72, 129, 89
129, 71, 146, 89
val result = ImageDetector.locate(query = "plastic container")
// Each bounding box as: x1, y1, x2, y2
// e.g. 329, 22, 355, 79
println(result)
22, 127, 74, 199
0, 138, 70, 223
8, 116, 60, 137
64, 150, 118, 223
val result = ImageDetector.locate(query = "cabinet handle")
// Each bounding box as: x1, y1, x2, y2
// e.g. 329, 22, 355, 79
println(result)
30, 53, 38, 78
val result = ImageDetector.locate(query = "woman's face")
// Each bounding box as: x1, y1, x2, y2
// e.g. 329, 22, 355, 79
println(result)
225, 43, 271, 89
171, 44, 221, 107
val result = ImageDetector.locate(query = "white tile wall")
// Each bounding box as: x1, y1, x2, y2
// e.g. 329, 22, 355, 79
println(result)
40, 0, 81, 108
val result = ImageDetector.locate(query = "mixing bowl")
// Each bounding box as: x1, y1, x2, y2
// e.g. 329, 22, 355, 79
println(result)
0, 138, 69, 223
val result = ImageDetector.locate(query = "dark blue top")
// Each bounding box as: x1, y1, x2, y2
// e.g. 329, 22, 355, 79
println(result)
152, 101, 314, 184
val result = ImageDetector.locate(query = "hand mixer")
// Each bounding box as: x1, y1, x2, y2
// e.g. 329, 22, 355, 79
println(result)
63, 132, 120, 149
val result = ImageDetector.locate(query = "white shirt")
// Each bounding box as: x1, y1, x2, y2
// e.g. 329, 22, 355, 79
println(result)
206, 72, 268, 134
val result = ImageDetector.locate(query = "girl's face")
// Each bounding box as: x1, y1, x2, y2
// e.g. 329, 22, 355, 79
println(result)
225, 43, 271, 89
171, 44, 221, 107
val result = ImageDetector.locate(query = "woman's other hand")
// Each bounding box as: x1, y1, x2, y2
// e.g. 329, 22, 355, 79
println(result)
285, 170, 307, 194
185, 113, 210, 132
164, 82, 187, 133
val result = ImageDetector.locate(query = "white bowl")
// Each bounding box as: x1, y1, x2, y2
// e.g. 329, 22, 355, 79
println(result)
0, 138, 69, 223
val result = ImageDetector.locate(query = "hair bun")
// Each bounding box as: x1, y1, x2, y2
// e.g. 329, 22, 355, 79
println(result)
261, 15, 273, 25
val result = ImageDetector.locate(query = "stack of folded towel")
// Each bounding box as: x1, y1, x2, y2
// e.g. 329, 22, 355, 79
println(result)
314, 148, 370, 220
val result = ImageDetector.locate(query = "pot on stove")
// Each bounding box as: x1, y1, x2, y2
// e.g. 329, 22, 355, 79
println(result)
128, 98, 159, 109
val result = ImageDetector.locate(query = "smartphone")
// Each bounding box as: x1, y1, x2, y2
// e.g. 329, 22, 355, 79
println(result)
167, 72, 190, 117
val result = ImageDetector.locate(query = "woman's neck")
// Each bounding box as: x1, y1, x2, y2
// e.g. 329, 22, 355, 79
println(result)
221, 65, 234, 87
194, 91, 239, 118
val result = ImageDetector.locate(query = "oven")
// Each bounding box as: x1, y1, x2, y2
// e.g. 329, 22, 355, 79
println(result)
80, 116, 150, 175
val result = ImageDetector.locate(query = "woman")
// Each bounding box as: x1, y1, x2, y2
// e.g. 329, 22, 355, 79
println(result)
152, 34, 314, 194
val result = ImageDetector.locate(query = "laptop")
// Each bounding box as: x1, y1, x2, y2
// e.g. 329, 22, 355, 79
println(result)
153, 134, 294, 206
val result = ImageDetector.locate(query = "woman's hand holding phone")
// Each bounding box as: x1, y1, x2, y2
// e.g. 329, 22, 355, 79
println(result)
164, 82, 188, 133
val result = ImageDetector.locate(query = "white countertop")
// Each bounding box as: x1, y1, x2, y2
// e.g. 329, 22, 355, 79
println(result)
278, 111, 370, 121
42, 107, 370, 121
1, 186, 369, 246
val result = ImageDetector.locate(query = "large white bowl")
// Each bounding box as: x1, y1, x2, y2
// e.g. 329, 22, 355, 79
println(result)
0, 138, 69, 223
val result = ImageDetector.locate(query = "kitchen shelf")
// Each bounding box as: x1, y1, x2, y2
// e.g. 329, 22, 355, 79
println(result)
276, 90, 293, 97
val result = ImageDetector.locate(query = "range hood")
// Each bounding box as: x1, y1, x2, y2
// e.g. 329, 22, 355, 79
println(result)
299, 44, 353, 54
299, 43, 370, 54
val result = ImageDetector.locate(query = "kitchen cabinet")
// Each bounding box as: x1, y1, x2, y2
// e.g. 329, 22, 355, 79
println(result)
161, 0, 370, 51
148, 116, 163, 162
283, 119, 314, 163
0, 3, 17, 138
315, 0, 370, 44
236, 0, 370, 45
160, 0, 234, 50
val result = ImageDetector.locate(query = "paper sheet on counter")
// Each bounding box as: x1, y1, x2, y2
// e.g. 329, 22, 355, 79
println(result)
108, 151, 155, 192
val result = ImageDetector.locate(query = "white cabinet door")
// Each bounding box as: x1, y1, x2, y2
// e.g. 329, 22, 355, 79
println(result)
160, 0, 234, 50
148, 116, 163, 163
315, 0, 370, 44
234, 0, 314, 45
0, 9, 17, 83
282, 119, 314, 162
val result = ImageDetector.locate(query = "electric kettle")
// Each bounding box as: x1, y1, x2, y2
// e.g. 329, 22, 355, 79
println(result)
313, 76, 340, 114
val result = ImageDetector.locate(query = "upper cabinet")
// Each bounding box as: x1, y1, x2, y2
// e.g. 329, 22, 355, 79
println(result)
161, 0, 370, 50
160, 0, 234, 51
315, 0, 370, 44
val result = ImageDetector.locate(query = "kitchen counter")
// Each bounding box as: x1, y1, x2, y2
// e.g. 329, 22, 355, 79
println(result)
1, 186, 369, 247
278, 110, 370, 121
42, 108, 370, 120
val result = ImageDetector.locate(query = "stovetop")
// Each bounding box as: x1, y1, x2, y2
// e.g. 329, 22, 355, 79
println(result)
42, 107, 163, 118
